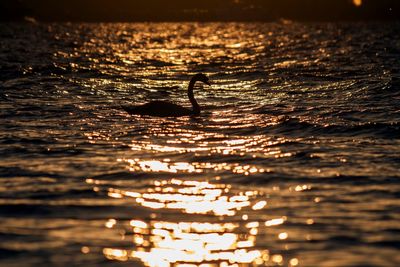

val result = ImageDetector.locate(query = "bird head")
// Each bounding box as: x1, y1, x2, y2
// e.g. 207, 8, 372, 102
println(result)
193, 73, 211, 86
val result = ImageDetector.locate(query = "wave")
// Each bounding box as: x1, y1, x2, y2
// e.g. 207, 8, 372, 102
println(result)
259, 118, 400, 139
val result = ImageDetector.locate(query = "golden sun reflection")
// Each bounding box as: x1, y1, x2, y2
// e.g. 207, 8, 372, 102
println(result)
128, 134, 294, 160
86, 178, 299, 266
100, 214, 297, 267
102, 215, 271, 266
103, 179, 255, 216
118, 158, 266, 176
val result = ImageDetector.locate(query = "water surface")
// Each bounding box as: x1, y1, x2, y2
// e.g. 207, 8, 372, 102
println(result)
0, 22, 400, 267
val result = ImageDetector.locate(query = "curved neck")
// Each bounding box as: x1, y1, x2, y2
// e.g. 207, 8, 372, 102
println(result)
188, 78, 200, 115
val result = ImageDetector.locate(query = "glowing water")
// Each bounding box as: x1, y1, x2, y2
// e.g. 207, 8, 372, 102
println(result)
0, 22, 399, 266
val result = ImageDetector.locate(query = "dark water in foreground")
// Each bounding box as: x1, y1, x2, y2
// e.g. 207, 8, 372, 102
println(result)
1, 22, 400, 267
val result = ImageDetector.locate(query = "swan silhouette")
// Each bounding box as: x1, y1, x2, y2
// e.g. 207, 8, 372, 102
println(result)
124, 73, 211, 117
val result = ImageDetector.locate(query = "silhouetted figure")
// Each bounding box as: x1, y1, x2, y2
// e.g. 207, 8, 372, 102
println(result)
124, 73, 210, 117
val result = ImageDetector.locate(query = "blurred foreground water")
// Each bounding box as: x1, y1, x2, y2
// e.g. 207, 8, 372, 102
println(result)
0, 22, 400, 266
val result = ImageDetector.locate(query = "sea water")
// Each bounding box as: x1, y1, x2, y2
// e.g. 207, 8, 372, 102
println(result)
0, 22, 400, 267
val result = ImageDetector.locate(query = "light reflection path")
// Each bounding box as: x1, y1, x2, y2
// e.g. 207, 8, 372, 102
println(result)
86, 178, 298, 267
83, 107, 304, 266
